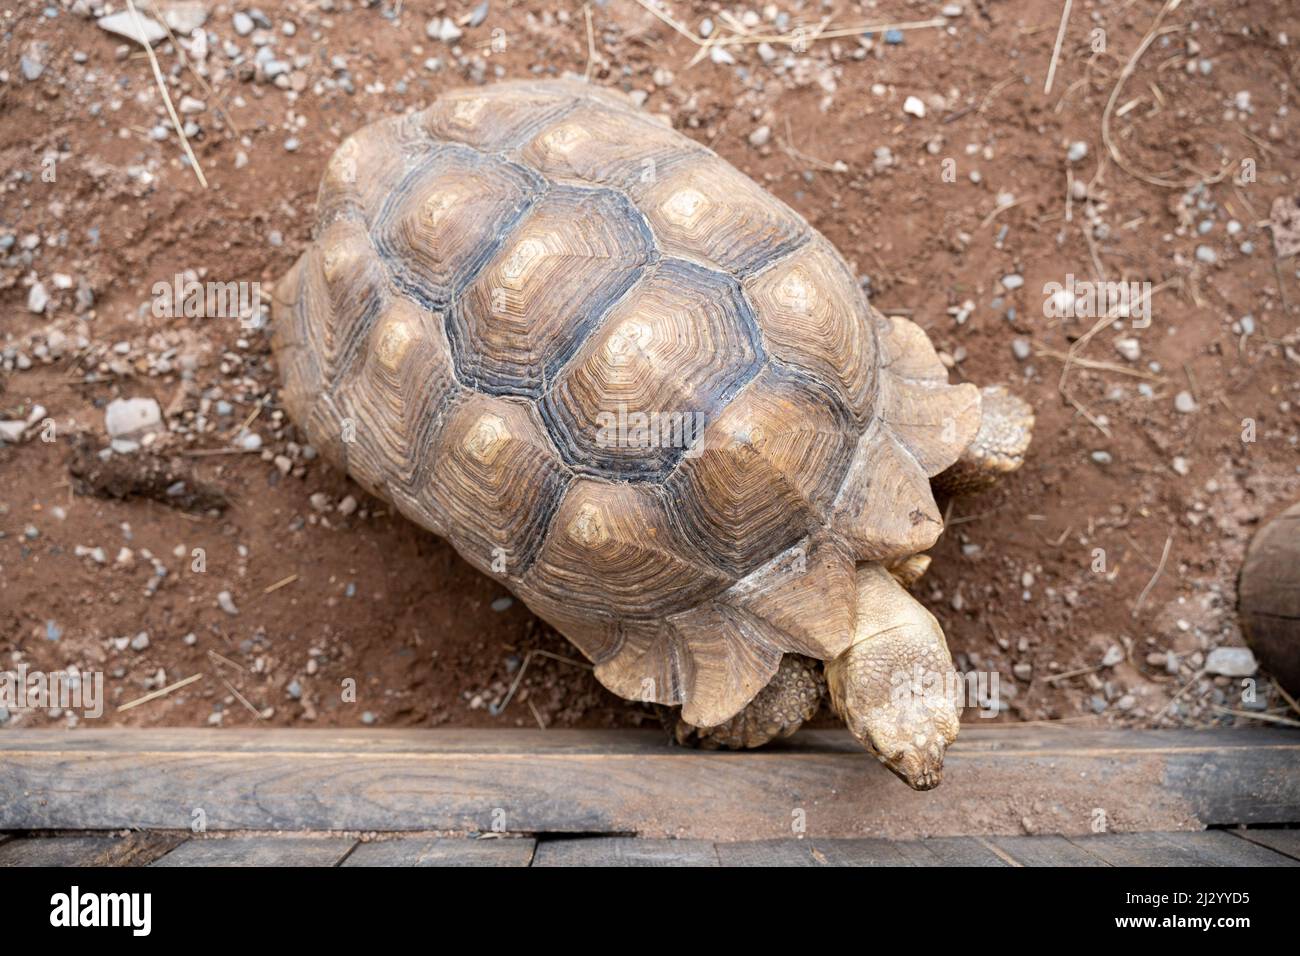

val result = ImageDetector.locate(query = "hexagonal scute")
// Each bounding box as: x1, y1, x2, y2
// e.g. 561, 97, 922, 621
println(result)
665, 365, 857, 577
630, 156, 807, 276
540, 259, 765, 480
449, 185, 657, 397
420, 81, 582, 153
744, 237, 879, 423
271, 254, 324, 432
316, 114, 426, 229
424, 393, 572, 578
371, 144, 544, 310
518, 100, 704, 191
522, 478, 732, 620
297, 218, 390, 390
333, 299, 461, 519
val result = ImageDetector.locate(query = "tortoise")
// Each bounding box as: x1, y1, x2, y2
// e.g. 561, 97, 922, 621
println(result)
271, 79, 1034, 790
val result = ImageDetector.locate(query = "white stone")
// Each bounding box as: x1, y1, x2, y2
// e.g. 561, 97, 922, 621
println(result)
1205, 646, 1257, 677
903, 95, 926, 118
105, 397, 163, 439
97, 11, 166, 46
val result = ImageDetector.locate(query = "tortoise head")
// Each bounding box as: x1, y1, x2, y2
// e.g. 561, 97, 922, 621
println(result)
826, 563, 962, 791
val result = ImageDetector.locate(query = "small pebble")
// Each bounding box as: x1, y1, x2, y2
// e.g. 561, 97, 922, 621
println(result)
217, 590, 240, 615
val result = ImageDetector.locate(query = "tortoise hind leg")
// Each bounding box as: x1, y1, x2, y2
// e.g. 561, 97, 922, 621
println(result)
932, 385, 1034, 496
663, 654, 826, 749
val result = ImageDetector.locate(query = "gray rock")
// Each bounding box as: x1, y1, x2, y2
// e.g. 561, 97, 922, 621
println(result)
1173, 390, 1197, 414
1066, 141, 1088, 163
233, 11, 254, 35
217, 590, 240, 615
21, 55, 45, 81
1194, 244, 1218, 264
1002, 273, 1024, 290
1205, 646, 1257, 677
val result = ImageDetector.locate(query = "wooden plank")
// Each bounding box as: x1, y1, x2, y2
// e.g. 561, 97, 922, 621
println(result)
715, 838, 910, 866
151, 836, 356, 867
0, 833, 184, 867
532, 837, 718, 867
1150, 830, 1299, 867
343, 837, 535, 867
2, 727, 1297, 840
1228, 828, 1300, 861
989, 835, 1109, 866
894, 837, 1011, 866
1065, 832, 1214, 867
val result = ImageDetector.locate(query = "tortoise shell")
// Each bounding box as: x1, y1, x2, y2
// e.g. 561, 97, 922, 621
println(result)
273, 79, 980, 727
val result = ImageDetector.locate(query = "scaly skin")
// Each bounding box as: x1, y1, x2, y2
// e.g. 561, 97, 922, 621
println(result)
933, 385, 1035, 496
825, 563, 961, 790
666, 655, 826, 749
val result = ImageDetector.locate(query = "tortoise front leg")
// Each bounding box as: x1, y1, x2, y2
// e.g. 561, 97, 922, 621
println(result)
933, 385, 1035, 496
663, 654, 825, 749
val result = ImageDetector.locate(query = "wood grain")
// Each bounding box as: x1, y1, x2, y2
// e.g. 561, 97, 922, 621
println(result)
0, 833, 182, 867
342, 837, 536, 867
151, 836, 357, 867
2, 727, 1296, 841
532, 837, 718, 867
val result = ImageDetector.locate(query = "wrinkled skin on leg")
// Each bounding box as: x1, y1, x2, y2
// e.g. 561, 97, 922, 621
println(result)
825, 563, 961, 791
